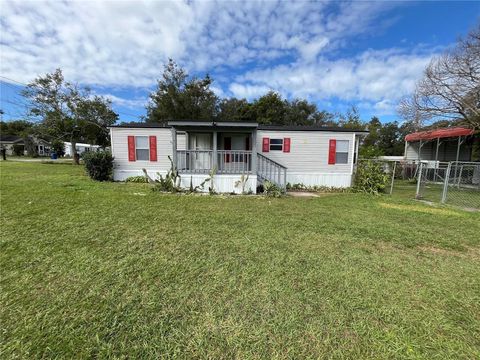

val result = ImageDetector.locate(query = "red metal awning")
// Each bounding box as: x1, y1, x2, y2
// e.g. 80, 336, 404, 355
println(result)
405, 127, 475, 142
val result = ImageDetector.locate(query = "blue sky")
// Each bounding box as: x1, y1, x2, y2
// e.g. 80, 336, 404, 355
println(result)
1, 1, 478, 123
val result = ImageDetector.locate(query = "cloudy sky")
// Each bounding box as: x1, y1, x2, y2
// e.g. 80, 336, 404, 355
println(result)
1, 0, 478, 122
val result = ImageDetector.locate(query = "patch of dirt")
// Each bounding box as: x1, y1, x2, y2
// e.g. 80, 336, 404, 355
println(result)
418, 245, 480, 260
288, 191, 320, 198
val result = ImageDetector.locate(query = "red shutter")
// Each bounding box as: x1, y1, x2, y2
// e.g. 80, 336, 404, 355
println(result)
283, 137, 291, 153
128, 136, 136, 161
262, 137, 270, 152
328, 139, 336, 165
149, 136, 157, 161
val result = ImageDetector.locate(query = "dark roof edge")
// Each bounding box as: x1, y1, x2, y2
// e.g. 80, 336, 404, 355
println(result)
258, 125, 368, 133
109, 122, 368, 133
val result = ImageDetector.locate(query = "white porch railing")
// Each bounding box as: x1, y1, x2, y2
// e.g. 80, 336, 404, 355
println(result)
257, 153, 287, 190
176, 150, 253, 174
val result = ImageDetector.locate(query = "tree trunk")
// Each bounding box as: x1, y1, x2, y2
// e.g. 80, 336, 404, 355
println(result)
71, 141, 80, 165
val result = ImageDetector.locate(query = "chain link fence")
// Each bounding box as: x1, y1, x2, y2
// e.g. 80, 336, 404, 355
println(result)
439, 162, 480, 209
359, 159, 480, 210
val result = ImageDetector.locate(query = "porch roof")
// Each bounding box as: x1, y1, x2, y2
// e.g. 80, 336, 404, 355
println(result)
405, 127, 475, 142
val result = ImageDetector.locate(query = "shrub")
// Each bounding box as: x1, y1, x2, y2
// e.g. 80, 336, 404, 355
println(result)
354, 160, 389, 194
12, 144, 24, 156
263, 181, 283, 198
152, 156, 182, 192
125, 175, 148, 183
83, 151, 114, 181
286, 183, 351, 193
51, 140, 65, 157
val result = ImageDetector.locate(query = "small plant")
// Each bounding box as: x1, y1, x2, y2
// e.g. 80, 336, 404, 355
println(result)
152, 156, 182, 192
354, 160, 389, 194
82, 151, 114, 181
234, 174, 250, 194
263, 181, 283, 198
286, 183, 351, 193
206, 166, 217, 195
125, 175, 148, 183
186, 175, 210, 193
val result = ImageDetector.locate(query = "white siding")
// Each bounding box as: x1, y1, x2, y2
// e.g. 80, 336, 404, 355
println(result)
257, 130, 356, 187
179, 174, 257, 194
110, 127, 173, 181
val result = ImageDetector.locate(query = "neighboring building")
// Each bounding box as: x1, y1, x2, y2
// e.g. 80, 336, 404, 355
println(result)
34, 138, 51, 156
404, 127, 477, 162
64, 142, 101, 157
109, 121, 367, 194
0, 135, 24, 155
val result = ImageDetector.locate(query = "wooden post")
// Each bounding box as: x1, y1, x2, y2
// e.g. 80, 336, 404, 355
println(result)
251, 130, 257, 174
212, 131, 217, 173
171, 127, 177, 168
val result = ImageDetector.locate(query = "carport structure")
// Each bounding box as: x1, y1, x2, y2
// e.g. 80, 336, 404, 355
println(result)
405, 127, 476, 163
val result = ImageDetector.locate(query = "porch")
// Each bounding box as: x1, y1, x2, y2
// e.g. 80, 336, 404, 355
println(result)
169, 121, 258, 175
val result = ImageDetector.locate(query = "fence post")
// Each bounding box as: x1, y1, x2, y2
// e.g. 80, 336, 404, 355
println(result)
415, 162, 423, 199
441, 162, 452, 203
390, 161, 397, 195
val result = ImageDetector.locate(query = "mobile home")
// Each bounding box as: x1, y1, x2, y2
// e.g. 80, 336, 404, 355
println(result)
109, 121, 367, 194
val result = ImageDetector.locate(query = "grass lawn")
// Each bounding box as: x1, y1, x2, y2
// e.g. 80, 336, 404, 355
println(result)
1, 161, 479, 359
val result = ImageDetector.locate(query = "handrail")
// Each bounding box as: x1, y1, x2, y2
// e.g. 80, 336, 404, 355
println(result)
256, 153, 287, 191
257, 153, 287, 170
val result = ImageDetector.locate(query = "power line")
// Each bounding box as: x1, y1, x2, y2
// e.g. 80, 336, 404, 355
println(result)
0, 76, 144, 120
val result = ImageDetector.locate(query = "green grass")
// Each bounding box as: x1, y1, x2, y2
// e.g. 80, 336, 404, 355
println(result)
1, 161, 479, 359
392, 179, 480, 209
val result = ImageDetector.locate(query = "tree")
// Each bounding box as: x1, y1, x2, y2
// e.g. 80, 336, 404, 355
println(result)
377, 121, 403, 156
338, 106, 366, 130
284, 99, 318, 125
250, 91, 287, 125
310, 110, 337, 127
51, 139, 65, 157
146, 59, 217, 122
362, 116, 382, 148
0, 120, 35, 138
217, 98, 253, 121
22, 69, 117, 164
399, 25, 480, 129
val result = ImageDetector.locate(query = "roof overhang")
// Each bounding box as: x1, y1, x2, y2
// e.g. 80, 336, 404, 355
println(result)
168, 121, 258, 128
405, 127, 475, 142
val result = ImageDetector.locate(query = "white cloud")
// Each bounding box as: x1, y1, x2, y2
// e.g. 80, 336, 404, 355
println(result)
100, 94, 147, 109
229, 48, 434, 114
229, 83, 272, 99
1, 0, 401, 87
0, 0, 437, 116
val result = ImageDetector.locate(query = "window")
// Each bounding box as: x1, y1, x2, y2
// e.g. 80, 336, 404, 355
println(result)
270, 138, 283, 151
335, 140, 349, 164
135, 136, 149, 160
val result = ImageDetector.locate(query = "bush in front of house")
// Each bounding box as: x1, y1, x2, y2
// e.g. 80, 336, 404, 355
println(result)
354, 159, 389, 194
263, 181, 283, 197
125, 175, 149, 183
83, 151, 114, 181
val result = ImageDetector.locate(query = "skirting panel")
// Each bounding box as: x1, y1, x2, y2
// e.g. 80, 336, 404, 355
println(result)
179, 174, 257, 194
286, 172, 353, 188
114, 169, 257, 194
